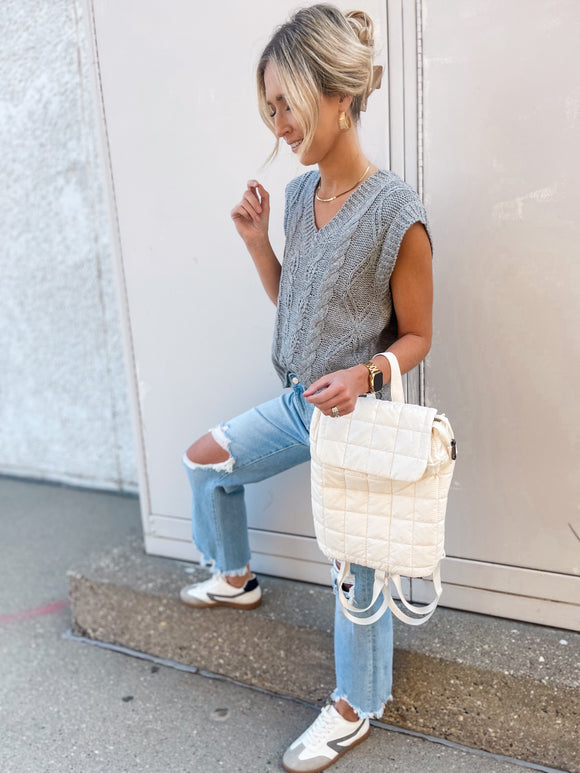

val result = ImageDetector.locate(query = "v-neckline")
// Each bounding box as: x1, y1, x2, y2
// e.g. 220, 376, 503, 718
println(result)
309, 170, 383, 236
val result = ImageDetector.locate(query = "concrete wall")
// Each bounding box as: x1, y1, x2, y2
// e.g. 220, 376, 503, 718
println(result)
0, 0, 137, 491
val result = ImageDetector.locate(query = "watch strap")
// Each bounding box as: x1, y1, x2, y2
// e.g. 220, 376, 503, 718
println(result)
362, 361, 382, 393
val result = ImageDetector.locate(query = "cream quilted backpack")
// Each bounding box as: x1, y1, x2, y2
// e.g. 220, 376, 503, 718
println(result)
310, 351, 456, 626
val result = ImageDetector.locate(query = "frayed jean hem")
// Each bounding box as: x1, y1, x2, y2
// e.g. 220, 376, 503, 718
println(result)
330, 690, 393, 720
198, 556, 249, 578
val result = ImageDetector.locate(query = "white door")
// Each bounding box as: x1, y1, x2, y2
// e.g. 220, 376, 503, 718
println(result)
87, 0, 580, 629
416, 0, 580, 630
86, 0, 390, 586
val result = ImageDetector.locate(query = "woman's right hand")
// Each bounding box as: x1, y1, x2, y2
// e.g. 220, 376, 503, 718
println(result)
230, 180, 270, 247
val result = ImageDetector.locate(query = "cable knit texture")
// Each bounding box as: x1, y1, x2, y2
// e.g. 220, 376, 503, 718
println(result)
272, 169, 432, 393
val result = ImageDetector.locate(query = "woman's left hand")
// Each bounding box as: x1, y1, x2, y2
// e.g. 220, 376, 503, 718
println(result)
303, 366, 367, 417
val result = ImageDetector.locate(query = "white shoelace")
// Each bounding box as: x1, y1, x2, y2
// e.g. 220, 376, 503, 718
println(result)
301, 707, 345, 747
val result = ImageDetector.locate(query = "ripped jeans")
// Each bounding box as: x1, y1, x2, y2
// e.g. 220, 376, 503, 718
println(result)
182, 375, 393, 718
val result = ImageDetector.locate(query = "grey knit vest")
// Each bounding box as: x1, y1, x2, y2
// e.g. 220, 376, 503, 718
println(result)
271, 169, 432, 390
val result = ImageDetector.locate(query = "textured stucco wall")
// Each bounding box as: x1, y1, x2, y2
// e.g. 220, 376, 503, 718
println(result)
0, 0, 137, 491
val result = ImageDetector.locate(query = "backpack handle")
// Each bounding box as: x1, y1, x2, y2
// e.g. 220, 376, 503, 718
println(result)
336, 561, 442, 626
373, 351, 405, 403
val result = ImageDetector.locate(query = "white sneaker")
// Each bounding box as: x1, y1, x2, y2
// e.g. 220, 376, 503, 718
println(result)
179, 573, 262, 610
282, 705, 370, 772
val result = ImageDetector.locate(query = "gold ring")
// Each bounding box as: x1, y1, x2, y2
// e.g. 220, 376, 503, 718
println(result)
331, 407, 340, 418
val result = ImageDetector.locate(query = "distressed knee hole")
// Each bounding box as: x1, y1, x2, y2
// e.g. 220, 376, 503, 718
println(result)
210, 424, 232, 456
182, 425, 235, 473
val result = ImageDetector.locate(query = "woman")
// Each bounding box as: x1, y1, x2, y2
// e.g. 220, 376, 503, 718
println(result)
180, 5, 433, 771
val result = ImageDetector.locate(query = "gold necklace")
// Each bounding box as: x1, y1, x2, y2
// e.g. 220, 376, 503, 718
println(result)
315, 164, 371, 202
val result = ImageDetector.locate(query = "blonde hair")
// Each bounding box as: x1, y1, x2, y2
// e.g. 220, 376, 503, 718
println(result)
257, 4, 377, 162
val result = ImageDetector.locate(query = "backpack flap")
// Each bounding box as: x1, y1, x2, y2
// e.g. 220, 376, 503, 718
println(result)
312, 398, 438, 482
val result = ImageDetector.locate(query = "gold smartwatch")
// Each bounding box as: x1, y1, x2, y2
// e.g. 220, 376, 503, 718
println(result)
362, 361, 383, 394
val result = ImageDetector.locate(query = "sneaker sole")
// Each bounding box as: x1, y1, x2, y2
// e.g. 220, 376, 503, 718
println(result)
180, 596, 262, 611
282, 725, 370, 773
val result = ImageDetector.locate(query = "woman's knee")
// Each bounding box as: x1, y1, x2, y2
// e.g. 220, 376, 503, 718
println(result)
185, 432, 230, 465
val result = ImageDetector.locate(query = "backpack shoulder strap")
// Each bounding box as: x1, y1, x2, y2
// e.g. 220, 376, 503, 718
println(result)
336, 562, 443, 626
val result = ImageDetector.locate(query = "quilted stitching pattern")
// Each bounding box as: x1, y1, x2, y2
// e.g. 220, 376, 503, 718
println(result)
310, 402, 455, 577
313, 397, 438, 481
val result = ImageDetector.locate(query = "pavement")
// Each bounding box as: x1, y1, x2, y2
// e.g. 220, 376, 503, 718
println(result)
0, 475, 571, 773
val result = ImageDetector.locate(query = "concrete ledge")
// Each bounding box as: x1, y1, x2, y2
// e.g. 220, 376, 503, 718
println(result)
67, 539, 580, 772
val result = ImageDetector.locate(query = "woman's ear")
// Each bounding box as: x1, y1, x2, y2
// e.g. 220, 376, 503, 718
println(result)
337, 94, 354, 114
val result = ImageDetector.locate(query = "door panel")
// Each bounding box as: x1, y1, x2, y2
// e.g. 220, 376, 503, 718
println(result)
423, 0, 580, 577
87, 0, 388, 580
87, 0, 580, 627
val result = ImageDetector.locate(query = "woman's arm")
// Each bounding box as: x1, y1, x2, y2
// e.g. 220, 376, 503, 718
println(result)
303, 221, 433, 414
231, 180, 281, 305
371, 220, 433, 383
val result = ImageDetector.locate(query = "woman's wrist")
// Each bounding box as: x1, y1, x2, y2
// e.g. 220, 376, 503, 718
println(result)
371, 354, 392, 386
349, 357, 393, 395
349, 364, 372, 394
245, 233, 272, 255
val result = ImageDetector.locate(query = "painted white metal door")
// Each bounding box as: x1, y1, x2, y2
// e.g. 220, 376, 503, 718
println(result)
87, 0, 580, 629
86, 0, 390, 586
416, 0, 580, 629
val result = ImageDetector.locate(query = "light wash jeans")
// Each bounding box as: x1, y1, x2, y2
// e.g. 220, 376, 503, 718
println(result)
182, 375, 393, 718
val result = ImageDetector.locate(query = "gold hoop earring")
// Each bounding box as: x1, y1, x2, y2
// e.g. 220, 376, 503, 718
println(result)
338, 111, 351, 131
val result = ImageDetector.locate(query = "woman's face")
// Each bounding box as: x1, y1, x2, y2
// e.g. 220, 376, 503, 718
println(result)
263, 61, 349, 166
